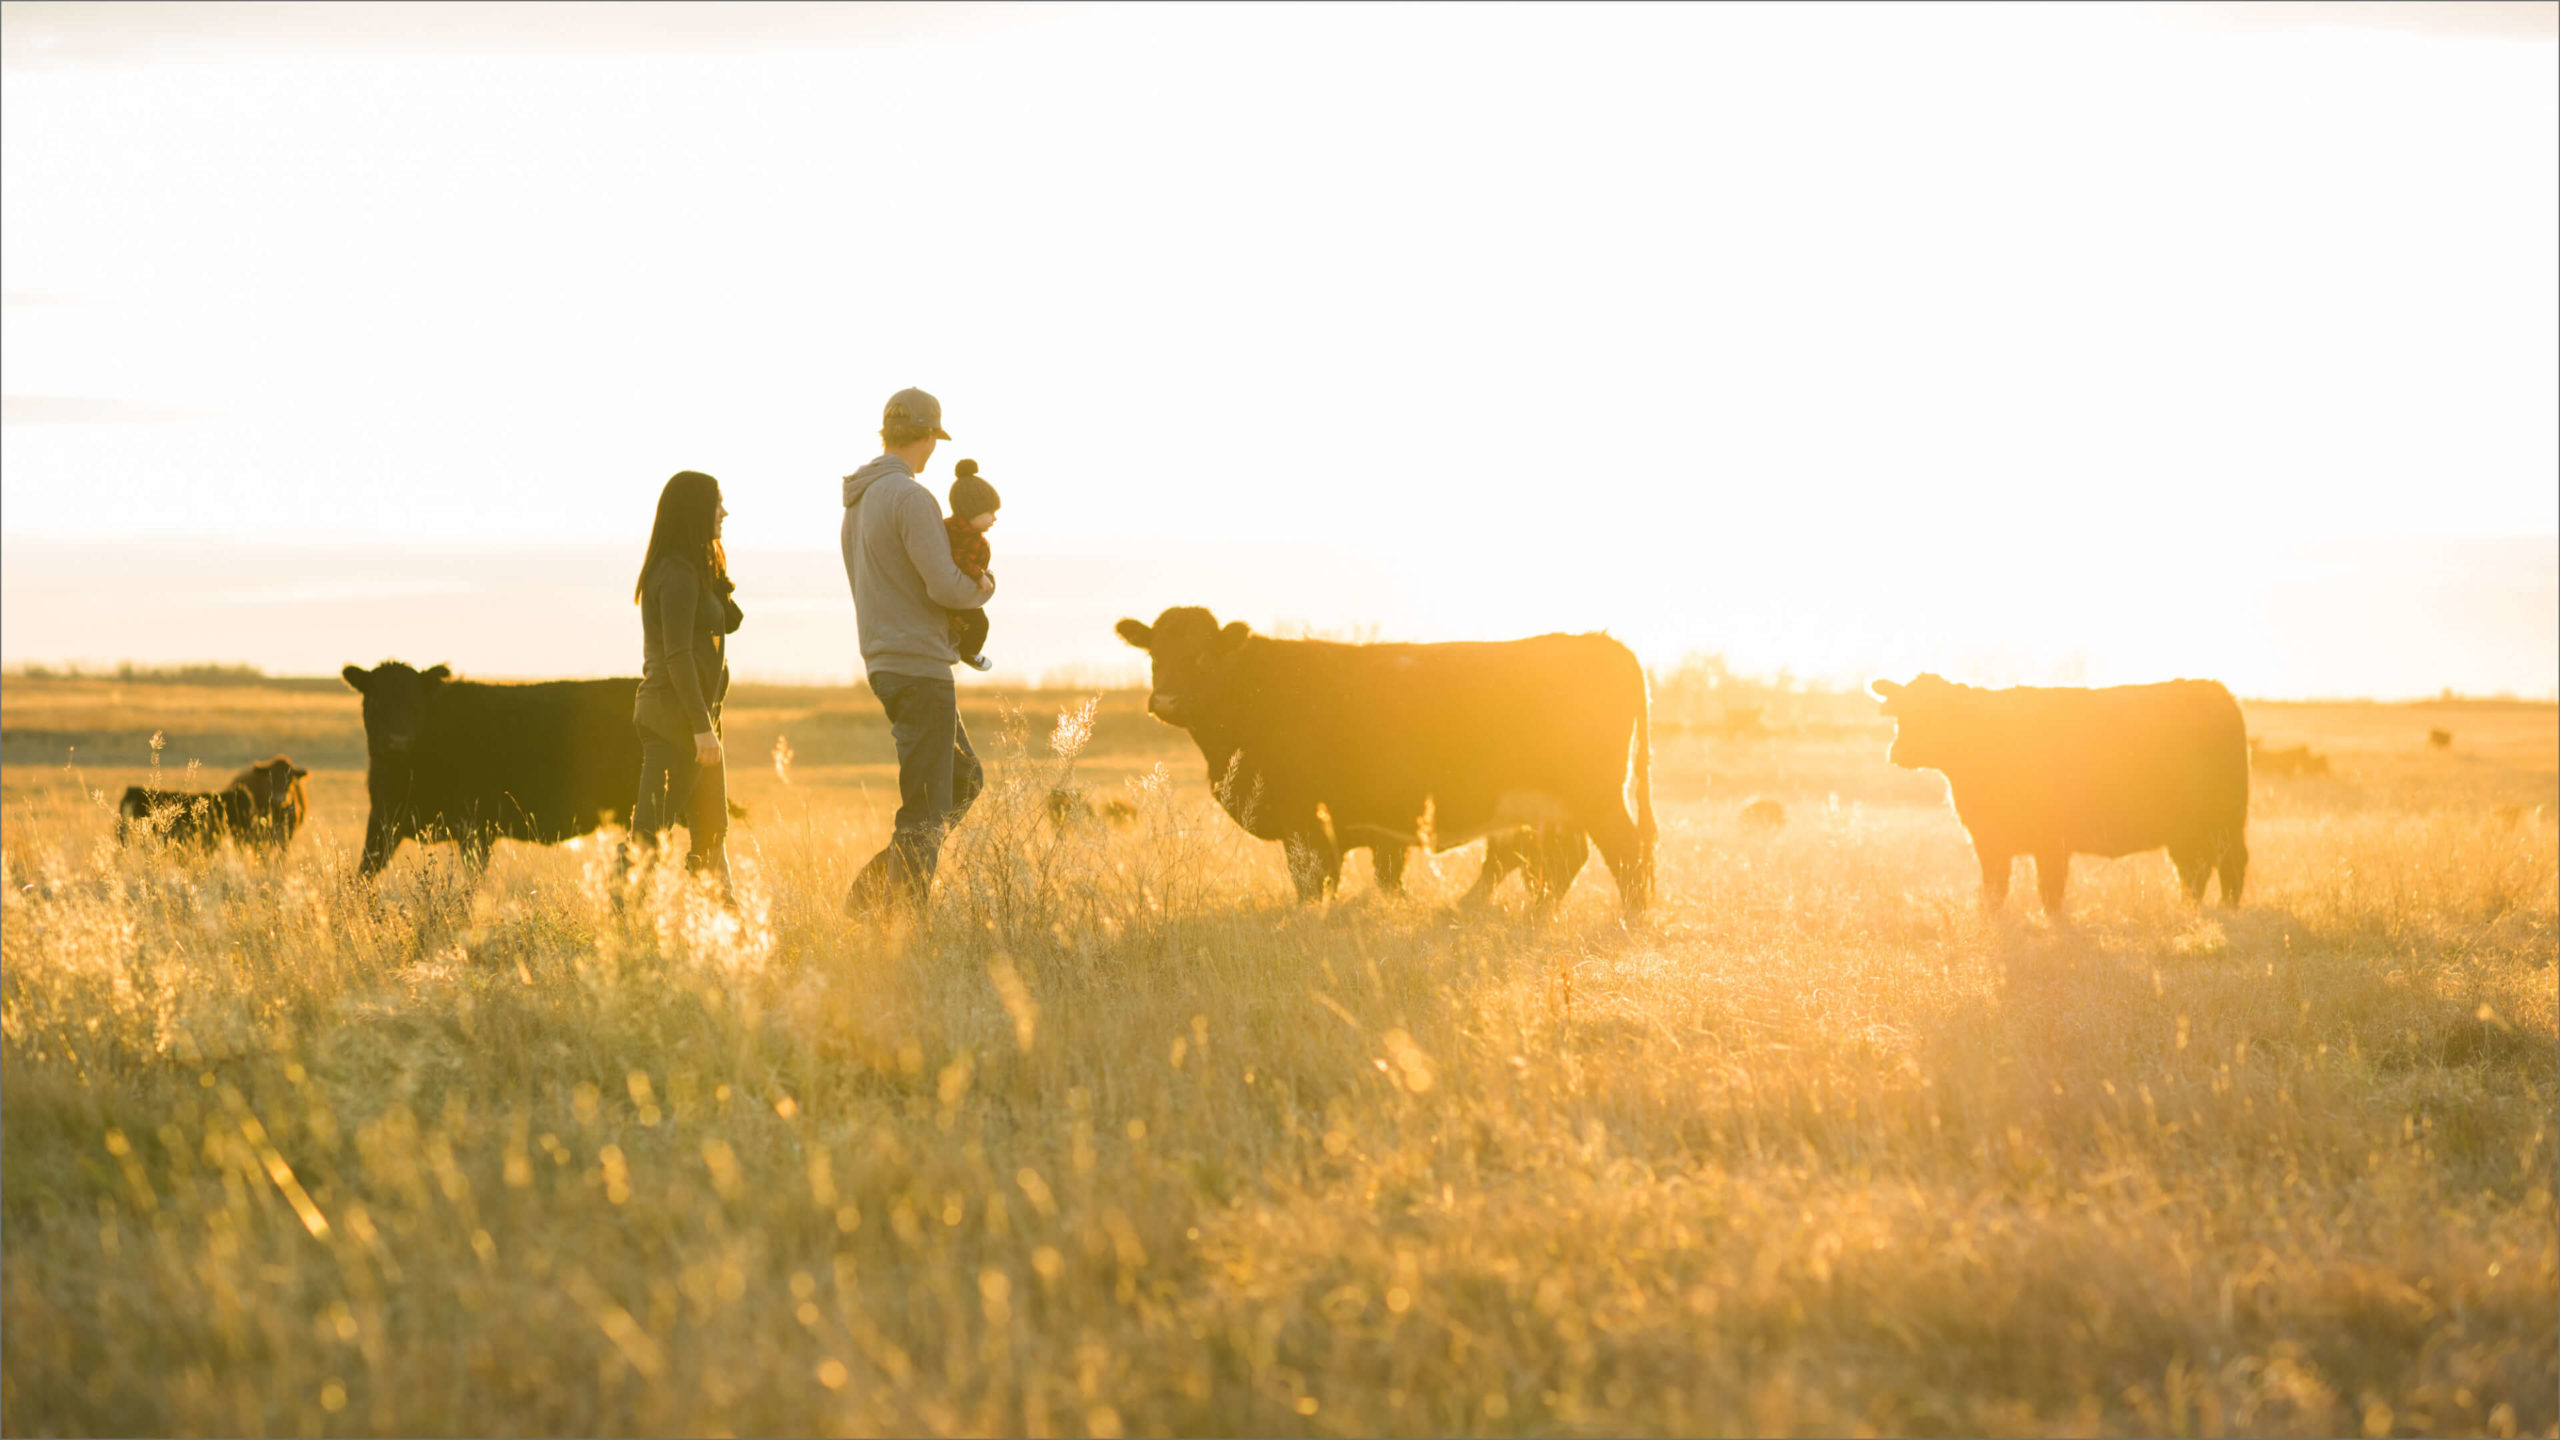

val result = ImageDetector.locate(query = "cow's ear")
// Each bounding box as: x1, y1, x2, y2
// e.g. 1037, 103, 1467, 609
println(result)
1870, 678, 1904, 700
1114, 618, 1153, 651
291, 766, 309, 779
423, 664, 453, 683
1216, 621, 1252, 654
342, 664, 371, 693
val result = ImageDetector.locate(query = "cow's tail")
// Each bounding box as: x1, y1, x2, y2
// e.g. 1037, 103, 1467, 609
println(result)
1631, 661, 1657, 908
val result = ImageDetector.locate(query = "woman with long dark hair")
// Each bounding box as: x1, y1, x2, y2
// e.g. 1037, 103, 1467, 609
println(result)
632, 470, 743, 893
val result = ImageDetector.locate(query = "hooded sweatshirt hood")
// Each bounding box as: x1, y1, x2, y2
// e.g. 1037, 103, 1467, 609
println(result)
843, 453, 912, 509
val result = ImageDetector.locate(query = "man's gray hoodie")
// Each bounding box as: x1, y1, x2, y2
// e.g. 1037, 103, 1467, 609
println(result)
842, 455, 996, 679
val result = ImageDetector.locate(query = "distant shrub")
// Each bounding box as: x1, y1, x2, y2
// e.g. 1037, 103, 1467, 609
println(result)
7, 661, 271, 686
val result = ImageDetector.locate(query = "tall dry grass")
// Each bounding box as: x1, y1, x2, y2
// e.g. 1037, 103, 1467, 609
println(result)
2, 701, 2553, 1436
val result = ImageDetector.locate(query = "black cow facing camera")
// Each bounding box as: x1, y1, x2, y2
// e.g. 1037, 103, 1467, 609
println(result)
1119, 606, 1655, 912
343, 661, 449, 755
1873, 673, 2249, 921
1114, 611, 1248, 729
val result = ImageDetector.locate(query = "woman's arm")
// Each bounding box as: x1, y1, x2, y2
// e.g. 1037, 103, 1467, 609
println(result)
653, 567, 720, 757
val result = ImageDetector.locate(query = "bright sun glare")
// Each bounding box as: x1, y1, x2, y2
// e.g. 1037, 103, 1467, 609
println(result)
1, 2, 2553, 696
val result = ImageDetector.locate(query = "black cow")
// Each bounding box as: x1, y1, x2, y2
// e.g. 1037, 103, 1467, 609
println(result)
1116, 608, 1655, 911
119, 756, 311, 851
342, 661, 642, 877
1872, 673, 2248, 919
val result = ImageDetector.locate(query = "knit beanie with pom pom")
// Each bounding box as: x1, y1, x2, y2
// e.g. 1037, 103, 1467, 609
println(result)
949, 459, 1001, 521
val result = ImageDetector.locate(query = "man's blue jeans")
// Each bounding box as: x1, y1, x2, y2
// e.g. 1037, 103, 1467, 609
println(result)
848, 670, 982, 910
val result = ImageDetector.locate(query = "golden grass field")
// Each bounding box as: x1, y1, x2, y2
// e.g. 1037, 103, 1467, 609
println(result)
2, 674, 2553, 1437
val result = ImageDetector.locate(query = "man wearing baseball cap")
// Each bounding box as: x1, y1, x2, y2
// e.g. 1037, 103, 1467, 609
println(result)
838, 386, 994, 919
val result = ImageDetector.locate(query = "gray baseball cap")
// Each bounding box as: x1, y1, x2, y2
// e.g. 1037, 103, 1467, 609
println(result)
884, 386, 952, 441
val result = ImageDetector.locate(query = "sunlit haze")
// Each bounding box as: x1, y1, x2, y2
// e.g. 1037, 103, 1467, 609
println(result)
4, 1, 2554, 696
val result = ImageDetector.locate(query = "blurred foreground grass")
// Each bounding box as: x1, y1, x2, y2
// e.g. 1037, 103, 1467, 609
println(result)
2, 687, 2553, 1436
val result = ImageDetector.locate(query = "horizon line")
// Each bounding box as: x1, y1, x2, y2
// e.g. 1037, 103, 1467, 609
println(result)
6, 659, 2552, 710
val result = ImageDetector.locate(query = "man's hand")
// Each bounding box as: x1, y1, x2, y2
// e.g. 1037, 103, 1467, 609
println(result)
694, 730, 723, 767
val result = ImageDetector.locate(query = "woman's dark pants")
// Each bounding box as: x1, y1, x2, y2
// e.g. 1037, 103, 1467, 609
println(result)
845, 671, 982, 914
633, 720, 731, 893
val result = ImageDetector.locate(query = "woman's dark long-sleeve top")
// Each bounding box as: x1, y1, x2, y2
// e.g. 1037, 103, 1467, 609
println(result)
634, 554, 745, 743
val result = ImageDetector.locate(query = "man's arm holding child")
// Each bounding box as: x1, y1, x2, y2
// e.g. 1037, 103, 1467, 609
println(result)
902, 489, 995, 610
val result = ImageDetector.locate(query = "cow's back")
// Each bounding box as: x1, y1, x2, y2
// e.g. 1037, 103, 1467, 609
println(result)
117, 785, 256, 844
1965, 680, 2246, 856
401, 678, 643, 840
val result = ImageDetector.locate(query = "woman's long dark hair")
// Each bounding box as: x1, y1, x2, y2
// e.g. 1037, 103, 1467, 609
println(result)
635, 470, 732, 603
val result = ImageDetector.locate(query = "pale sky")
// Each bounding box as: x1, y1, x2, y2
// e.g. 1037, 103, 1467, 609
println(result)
3, 2, 2555, 695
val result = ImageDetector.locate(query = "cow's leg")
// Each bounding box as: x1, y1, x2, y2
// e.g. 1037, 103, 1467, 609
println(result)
1585, 805, 1649, 913
1525, 819, 1587, 907
1464, 833, 1525, 907
1282, 826, 1339, 903
1533, 826, 1592, 913
2215, 832, 2248, 906
1515, 831, 1559, 914
1369, 843, 1410, 896
358, 810, 403, 879
1977, 848, 2012, 913
2034, 850, 2071, 921
2169, 844, 2212, 903
1515, 831, 1552, 910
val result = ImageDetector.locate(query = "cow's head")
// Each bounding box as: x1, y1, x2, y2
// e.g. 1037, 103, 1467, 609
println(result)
1116, 607, 1251, 729
342, 661, 450, 754
232, 756, 309, 804
232, 756, 311, 829
1870, 673, 1971, 771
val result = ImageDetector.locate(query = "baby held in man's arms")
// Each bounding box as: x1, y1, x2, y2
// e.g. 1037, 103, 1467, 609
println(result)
945, 459, 1001, 672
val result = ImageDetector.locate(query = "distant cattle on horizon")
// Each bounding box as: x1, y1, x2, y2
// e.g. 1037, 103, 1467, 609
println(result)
2250, 737, 2331, 778
1872, 674, 2249, 920
342, 661, 643, 876
1116, 607, 1655, 912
